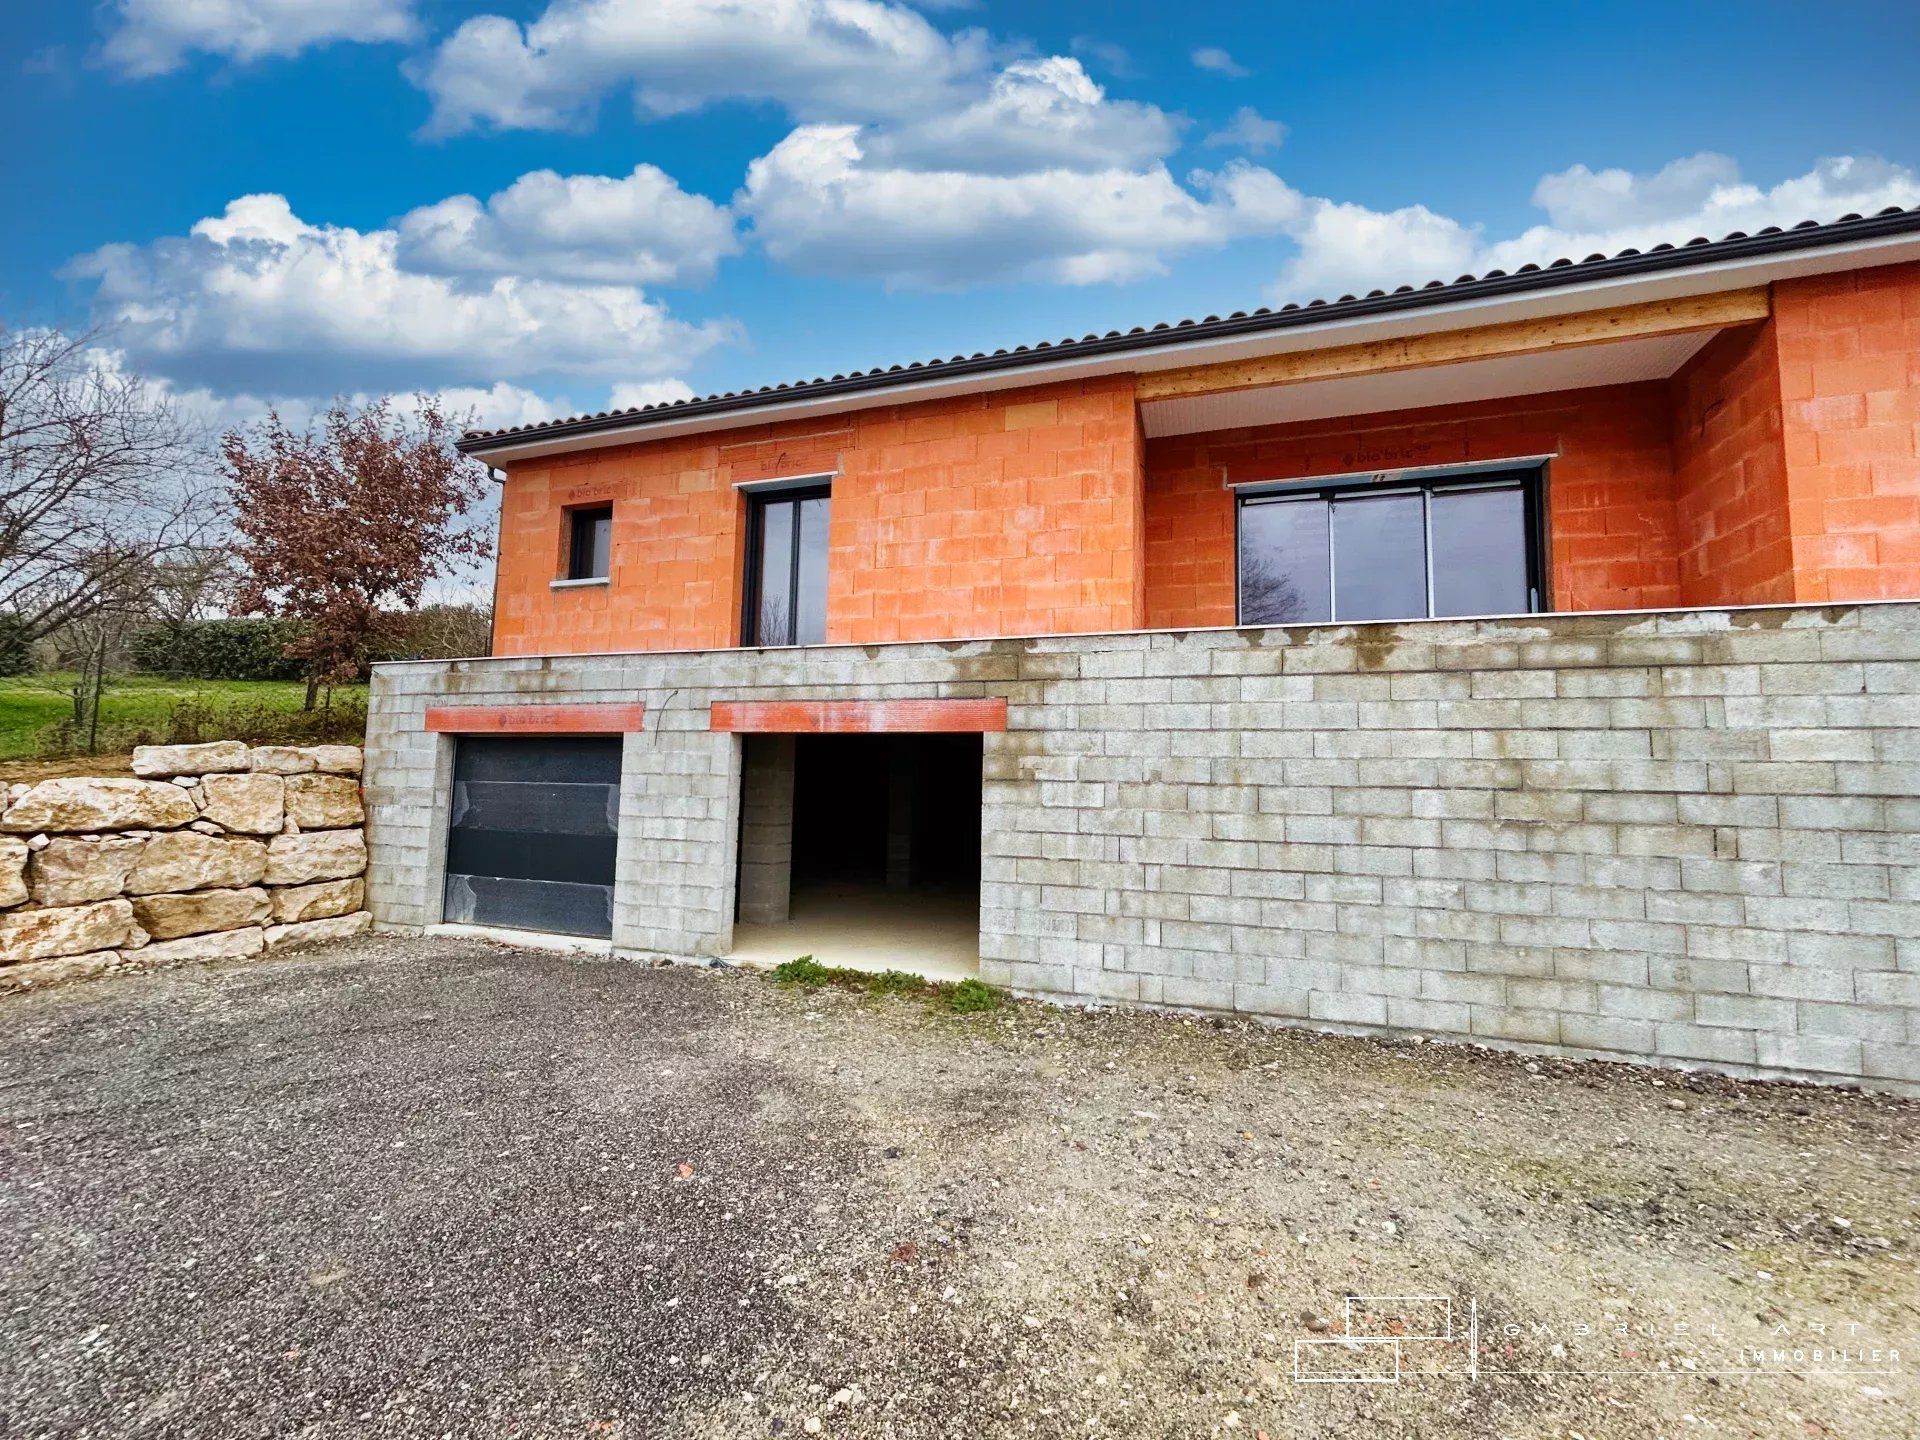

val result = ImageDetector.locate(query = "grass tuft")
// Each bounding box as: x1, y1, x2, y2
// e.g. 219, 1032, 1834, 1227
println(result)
945, 978, 1004, 1013
770, 955, 833, 987
762, 956, 1006, 1016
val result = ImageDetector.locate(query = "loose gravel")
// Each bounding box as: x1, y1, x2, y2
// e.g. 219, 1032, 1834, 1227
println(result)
1, 935, 1914, 1438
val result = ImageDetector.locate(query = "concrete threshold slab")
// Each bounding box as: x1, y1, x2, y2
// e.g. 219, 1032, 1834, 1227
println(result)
426, 923, 614, 957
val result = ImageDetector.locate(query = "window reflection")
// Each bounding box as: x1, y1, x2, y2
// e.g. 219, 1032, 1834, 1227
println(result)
1431, 486, 1529, 617
1331, 491, 1427, 622
1239, 497, 1329, 624
748, 488, 831, 646
795, 496, 829, 645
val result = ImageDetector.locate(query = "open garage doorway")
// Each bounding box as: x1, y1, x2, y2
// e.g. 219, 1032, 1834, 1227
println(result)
728, 733, 981, 980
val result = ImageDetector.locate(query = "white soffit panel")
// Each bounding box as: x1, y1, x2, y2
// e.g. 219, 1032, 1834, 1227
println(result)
1138, 330, 1716, 439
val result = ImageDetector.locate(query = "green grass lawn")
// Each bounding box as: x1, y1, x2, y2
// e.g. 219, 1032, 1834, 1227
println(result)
0, 675, 368, 759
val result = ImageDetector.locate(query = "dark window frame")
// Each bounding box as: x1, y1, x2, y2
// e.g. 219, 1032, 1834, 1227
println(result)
742, 482, 833, 647
565, 504, 614, 581
1234, 462, 1549, 626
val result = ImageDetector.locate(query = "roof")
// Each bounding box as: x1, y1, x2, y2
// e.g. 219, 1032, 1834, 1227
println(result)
459, 205, 1920, 456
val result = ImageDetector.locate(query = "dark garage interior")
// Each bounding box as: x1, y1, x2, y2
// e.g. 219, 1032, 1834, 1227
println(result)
793, 733, 982, 894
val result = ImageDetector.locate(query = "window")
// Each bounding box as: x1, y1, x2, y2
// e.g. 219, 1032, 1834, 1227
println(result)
744, 485, 830, 646
566, 505, 613, 581
1237, 466, 1542, 625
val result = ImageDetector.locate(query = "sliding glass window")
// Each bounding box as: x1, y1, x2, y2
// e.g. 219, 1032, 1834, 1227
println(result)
745, 485, 830, 646
1238, 467, 1541, 626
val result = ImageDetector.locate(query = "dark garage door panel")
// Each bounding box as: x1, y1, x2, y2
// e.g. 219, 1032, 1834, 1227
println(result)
442, 737, 621, 938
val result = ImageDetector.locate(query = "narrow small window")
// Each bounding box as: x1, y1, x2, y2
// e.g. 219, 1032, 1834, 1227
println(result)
566, 505, 613, 581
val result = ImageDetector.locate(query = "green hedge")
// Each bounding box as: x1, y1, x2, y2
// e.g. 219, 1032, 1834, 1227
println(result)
0, 617, 33, 678
128, 619, 308, 681
37, 695, 368, 760
129, 606, 491, 681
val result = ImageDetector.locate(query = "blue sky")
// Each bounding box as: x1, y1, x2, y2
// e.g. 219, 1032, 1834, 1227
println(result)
5, 0, 1919, 434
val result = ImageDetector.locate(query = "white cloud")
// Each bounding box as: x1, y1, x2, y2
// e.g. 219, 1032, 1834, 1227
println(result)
396, 164, 738, 286
610, 379, 698, 410
1477, 153, 1920, 275
718, 43, 1304, 288
185, 379, 574, 439
413, 0, 991, 137
1528, 152, 1743, 232
739, 129, 1293, 287
81, 341, 606, 468
64, 193, 731, 397
716, 19, 1314, 292
1069, 36, 1134, 79
407, 3, 1307, 289
100, 0, 418, 78
1204, 106, 1285, 154
863, 57, 1181, 175
1267, 153, 1920, 304
1190, 46, 1249, 78
432, 382, 589, 432
1271, 198, 1481, 301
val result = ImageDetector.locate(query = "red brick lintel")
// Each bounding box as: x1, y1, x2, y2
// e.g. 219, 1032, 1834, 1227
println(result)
709, 699, 1008, 734
424, 703, 647, 735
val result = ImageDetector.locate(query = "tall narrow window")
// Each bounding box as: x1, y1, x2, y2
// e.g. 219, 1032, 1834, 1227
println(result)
1429, 484, 1531, 616
746, 486, 831, 646
1331, 490, 1428, 623
566, 505, 613, 581
1238, 466, 1542, 625
1238, 497, 1329, 625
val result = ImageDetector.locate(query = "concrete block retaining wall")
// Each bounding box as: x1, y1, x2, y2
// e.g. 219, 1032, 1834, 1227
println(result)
0, 742, 371, 993
365, 603, 1920, 1091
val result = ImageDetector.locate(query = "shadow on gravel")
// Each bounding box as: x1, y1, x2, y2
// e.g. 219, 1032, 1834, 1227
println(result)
0, 940, 919, 1434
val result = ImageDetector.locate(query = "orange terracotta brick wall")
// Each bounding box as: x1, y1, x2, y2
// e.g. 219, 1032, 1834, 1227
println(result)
490, 263, 1920, 656
1668, 321, 1795, 605
1775, 261, 1920, 601
490, 376, 1142, 655
1142, 385, 1681, 629
492, 429, 744, 656
828, 376, 1142, 643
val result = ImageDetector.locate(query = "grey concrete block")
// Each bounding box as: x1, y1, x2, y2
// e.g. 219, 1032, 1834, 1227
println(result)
1796, 1001, 1905, 1042
1309, 991, 1388, 1026
1559, 1013, 1656, 1055
1470, 1006, 1562, 1044
1653, 1021, 1758, 1065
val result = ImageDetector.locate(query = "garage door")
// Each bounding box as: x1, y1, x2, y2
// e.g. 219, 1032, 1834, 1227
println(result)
441, 737, 621, 938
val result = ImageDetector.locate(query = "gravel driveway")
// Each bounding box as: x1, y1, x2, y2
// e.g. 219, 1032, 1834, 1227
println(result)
2, 935, 1915, 1438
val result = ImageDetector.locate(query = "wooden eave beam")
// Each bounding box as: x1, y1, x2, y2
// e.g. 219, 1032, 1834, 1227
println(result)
1134, 287, 1772, 403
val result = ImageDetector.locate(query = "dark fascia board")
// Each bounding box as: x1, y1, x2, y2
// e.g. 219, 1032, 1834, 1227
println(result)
458, 206, 1920, 457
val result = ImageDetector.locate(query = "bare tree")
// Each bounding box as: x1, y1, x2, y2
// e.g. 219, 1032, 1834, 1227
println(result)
0, 325, 214, 643
143, 544, 241, 671
392, 602, 493, 660
47, 591, 147, 753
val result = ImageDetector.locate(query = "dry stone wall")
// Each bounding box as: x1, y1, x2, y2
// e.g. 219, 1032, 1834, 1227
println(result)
0, 743, 370, 993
